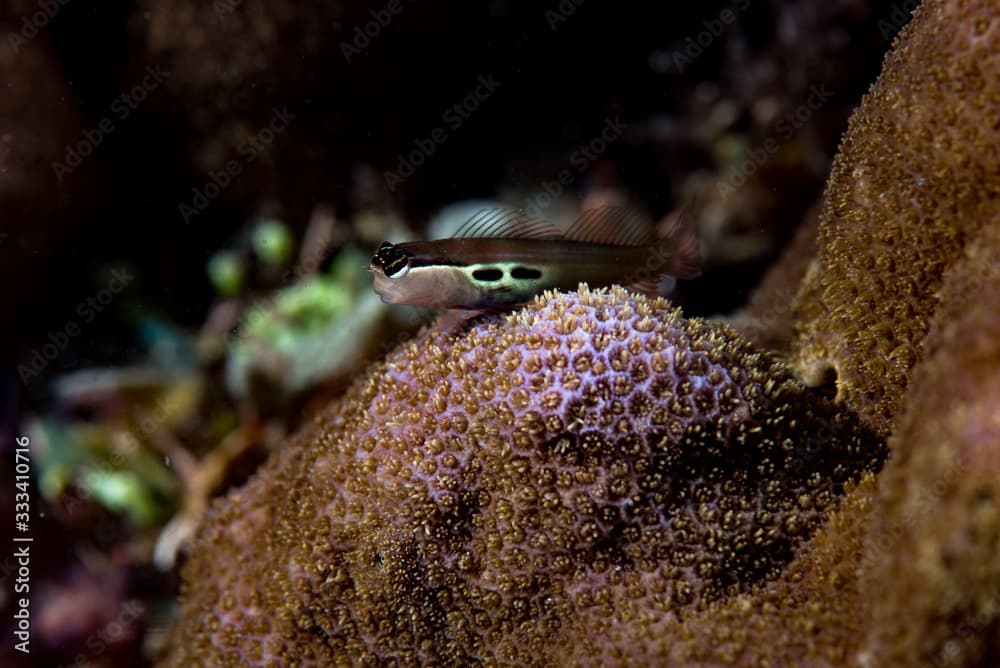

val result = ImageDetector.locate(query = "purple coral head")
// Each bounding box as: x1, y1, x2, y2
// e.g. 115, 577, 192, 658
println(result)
360, 285, 880, 595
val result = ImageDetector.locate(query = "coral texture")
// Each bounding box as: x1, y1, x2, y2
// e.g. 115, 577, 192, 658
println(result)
164, 287, 882, 666
706, 1, 1000, 664
585, 474, 880, 667
860, 206, 1000, 666
792, 0, 1000, 437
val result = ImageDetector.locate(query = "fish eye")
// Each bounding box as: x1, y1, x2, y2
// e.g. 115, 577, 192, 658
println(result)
385, 257, 410, 278
372, 242, 411, 278
378, 246, 411, 279
371, 242, 393, 267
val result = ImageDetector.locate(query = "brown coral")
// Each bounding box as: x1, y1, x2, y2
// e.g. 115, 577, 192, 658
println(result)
725, 1, 1000, 664
573, 473, 881, 667
164, 287, 882, 666
860, 205, 1000, 666
602, 1, 1000, 664
792, 0, 1000, 437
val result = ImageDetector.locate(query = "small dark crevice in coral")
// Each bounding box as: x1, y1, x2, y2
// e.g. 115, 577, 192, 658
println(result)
541, 431, 579, 461
809, 365, 840, 400
586, 536, 633, 571
428, 486, 483, 555
350, 537, 462, 665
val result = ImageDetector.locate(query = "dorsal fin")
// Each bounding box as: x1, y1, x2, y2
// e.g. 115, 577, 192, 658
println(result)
453, 208, 563, 240
451, 206, 686, 254
561, 206, 657, 246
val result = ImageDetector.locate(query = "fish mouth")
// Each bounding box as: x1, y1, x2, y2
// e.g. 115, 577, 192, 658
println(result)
371, 272, 404, 304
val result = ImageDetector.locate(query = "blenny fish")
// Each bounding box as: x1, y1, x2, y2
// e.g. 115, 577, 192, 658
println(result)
369, 206, 700, 309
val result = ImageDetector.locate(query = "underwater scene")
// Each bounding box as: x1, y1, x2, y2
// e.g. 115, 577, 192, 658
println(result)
2, 0, 998, 665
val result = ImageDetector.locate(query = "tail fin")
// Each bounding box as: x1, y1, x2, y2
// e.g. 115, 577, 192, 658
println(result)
659, 200, 702, 279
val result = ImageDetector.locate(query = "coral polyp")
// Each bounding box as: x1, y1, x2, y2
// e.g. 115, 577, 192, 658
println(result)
792, 0, 1000, 437
164, 286, 883, 666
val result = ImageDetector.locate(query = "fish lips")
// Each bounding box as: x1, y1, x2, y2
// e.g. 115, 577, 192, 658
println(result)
371, 270, 406, 304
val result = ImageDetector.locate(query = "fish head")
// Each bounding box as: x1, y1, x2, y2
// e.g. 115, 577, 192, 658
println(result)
371, 265, 466, 307
370, 242, 412, 280
369, 241, 436, 305
370, 242, 474, 307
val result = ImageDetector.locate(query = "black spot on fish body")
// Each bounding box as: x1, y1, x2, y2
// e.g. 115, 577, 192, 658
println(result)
510, 266, 542, 280
472, 268, 504, 282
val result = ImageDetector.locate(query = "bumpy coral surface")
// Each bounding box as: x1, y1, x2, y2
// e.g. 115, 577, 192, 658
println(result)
861, 207, 1000, 667
164, 287, 882, 666
792, 0, 1000, 437
710, 2, 1000, 664
599, 473, 881, 667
